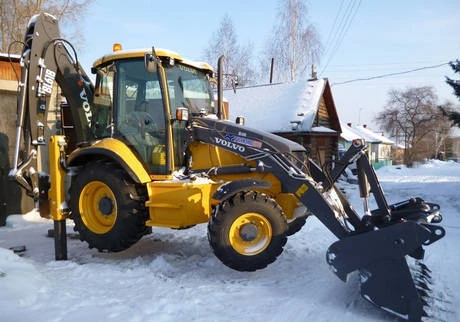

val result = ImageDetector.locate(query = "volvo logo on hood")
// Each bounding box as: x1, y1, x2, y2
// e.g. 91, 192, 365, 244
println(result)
214, 137, 246, 152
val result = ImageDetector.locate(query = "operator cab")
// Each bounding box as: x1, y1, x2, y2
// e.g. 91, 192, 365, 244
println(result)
90, 47, 216, 175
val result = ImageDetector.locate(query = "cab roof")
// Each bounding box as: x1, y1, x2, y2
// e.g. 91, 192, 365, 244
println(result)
92, 48, 213, 74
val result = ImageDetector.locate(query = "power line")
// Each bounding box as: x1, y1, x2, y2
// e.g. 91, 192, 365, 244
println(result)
322, 0, 345, 57
331, 62, 450, 86
320, 0, 361, 75
323, 0, 353, 59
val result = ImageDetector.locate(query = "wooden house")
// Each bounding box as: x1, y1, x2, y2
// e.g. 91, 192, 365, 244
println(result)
445, 127, 460, 162
224, 78, 341, 168
356, 124, 393, 169
340, 122, 394, 169
0, 54, 33, 224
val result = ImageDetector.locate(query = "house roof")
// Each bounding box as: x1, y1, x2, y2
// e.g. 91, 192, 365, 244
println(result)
0, 53, 20, 61
340, 123, 394, 144
224, 78, 339, 133
356, 125, 394, 144
340, 123, 363, 141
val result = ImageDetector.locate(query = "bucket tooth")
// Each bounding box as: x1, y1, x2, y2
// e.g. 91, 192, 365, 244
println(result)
416, 275, 431, 285
415, 279, 431, 292
416, 262, 432, 280
417, 262, 432, 273
413, 269, 432, 283
420, 297, 429, 306
421, 310, 429, 321
414, 263, 431, 274
419, 268, 432, 279
416, 288, 430, 298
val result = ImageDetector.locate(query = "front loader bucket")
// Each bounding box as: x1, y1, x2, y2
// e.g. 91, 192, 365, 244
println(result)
326, 220, 445, 321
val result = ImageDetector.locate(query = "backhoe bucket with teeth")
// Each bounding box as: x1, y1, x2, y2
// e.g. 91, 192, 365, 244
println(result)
326, 219, 445, 321
309, 141, 447, 321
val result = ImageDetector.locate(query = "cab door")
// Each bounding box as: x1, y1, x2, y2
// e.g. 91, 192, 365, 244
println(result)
115, 59, 168, 174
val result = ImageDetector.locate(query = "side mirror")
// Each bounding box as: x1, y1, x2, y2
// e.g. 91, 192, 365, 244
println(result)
144, 53, 157, 73
176, 107, 189, 122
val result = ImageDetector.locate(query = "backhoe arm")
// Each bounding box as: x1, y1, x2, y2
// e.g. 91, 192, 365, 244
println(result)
9, 13, 94, 199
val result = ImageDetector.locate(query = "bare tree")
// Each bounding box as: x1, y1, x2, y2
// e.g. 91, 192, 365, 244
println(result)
203, 13, 256, 87
0, 0, 94, 54
264, 0, 322, 82
375, 87, 450, 165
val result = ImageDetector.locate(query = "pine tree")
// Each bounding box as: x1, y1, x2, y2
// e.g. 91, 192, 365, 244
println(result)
439, 105, 460, 127
440, 60, 460, 127
446, 60, 460, 99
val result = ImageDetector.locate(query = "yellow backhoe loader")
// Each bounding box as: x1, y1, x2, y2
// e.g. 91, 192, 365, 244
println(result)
8, 13, 445, 321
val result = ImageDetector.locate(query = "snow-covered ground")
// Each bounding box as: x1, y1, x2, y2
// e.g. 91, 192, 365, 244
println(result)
1, 160, 459, 322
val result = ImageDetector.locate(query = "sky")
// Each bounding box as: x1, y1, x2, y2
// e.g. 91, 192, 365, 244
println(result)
71, 0, 460, 128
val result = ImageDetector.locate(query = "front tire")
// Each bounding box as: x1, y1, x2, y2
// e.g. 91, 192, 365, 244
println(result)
70, 162, 147, 252
208, 191, 288, 271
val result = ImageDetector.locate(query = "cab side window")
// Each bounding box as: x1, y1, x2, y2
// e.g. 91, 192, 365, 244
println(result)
92, 69, 114, 138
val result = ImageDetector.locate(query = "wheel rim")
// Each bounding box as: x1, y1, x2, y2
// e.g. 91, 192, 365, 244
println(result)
229, 212, 272, 256
79, 181, 117, 234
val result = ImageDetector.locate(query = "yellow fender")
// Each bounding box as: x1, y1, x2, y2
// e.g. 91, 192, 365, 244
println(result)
67, 138, 151, 184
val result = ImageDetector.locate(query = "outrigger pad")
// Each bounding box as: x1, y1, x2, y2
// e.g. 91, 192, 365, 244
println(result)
326, 220, 445, 321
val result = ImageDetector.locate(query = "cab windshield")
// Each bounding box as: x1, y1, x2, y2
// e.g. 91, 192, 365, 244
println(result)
164, 62, 216, 117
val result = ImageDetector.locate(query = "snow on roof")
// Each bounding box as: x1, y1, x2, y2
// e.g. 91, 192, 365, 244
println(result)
355, 125, 394, 144
0, 53, 20, 60
340, 123, 394, 144
224, 79, 326, 133
340, 123, 363, 141
311, 126, 337, 133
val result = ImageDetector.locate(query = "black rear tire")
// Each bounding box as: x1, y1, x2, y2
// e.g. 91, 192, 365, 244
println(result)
286, 216, 308, 236
70, 162, 147, 252
208, 191, 288, 271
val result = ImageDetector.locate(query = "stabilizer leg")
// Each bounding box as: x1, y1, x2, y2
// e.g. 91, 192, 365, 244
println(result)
48, 135, 69, 260
53, 219, 67, 260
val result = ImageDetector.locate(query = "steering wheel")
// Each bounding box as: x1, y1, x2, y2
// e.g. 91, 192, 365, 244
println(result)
126, 111, 158, 133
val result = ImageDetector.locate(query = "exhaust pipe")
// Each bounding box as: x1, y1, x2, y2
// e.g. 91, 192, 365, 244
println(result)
217, 55, 224, 120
